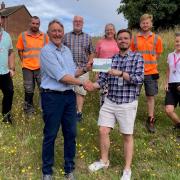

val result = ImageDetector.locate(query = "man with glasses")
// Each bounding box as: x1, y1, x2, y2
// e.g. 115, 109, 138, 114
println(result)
63, 15, 94, 122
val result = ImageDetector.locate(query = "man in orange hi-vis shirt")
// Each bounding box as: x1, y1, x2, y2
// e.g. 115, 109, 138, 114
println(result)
16, 16, 48, 115
131, 14, 163, 133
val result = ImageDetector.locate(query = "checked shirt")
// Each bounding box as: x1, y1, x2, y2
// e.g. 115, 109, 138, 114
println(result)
97, 50, 144, 104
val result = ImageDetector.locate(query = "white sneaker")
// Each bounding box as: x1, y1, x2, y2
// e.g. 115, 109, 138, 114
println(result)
120, 169, 131, 180
88, 159, 109, 172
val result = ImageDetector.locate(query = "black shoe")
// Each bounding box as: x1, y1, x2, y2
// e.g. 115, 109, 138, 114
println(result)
42, 174, 53, 180
2, 113, 12, 124
173, 123, 180, 130
24, 102, 35, 114
146, 116, 156, 133
76, 112, 82, 122
176, 136, 180, 143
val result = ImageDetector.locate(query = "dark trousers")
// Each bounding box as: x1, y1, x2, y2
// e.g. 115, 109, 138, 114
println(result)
41, 90, 77, 175
22, 68, 41, 105
0, 73, 14, 115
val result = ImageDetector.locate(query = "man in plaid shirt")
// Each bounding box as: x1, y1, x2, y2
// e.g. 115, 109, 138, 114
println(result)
63, 15, 94, 122
87, 29, 144, 180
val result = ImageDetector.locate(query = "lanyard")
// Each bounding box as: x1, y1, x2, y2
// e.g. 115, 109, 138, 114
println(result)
174, 53, 180, 69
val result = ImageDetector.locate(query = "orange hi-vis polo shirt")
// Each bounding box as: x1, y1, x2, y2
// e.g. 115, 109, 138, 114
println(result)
131, 32, 163, 75
16, 31, 49, 70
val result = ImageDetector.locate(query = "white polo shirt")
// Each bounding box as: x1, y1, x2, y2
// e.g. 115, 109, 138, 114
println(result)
167, 51, 180, 83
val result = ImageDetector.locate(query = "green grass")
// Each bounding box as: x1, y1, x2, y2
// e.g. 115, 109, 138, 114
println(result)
0, 30, 180, 179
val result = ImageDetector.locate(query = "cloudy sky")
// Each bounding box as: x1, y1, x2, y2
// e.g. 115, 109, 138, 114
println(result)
3, 0, 127, 36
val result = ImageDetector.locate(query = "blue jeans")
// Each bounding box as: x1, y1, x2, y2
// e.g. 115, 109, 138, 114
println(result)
41, 90, 77, 175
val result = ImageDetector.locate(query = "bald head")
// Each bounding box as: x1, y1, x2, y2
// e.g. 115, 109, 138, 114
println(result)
73, 16, 83, 22
73, 15, 84, 33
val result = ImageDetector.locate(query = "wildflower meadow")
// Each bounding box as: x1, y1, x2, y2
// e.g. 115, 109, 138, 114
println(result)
0, 30, 180, 179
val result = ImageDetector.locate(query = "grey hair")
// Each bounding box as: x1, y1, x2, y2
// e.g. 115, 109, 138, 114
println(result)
48, 19, 64, 30
104, 23, 116, 39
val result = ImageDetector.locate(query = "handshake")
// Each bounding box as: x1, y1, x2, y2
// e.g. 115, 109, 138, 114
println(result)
81, 80, 98, 91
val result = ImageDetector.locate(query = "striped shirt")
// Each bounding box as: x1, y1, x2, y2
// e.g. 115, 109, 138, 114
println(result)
97, 50, 144, 104
63, 31, 94, 68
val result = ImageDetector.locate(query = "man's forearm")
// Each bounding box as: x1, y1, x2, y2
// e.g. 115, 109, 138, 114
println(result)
93, 82, 100, 89
75, 67, 88, 78
156, 53, 161, 60
60, 74, 82, 86
18, 50, 23, 61
88, 53, 95, 62
8, 51, 15, 70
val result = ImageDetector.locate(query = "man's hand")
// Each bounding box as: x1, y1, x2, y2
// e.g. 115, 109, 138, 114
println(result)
86, 60, 93, 72
164, 83, 169, 92
108, 69, 122, 76
83, 80, 95, 91
9, 69, 15, 77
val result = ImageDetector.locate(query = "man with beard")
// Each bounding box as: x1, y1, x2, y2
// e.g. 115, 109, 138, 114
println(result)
0, 14, 15, 124
87, 29, 144, 180
16, 16, 48, 115
131, 14, 163, 133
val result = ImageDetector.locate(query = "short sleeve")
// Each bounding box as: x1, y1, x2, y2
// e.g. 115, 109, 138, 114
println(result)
167, 53, 171, 64
88, 36, 95, 54
16, 33, 24, 50
45, 34, 49, 44
7, 33, 13, 50
130, 37, 135, 51
156, 36, 163, 54
95, 39, 101, 57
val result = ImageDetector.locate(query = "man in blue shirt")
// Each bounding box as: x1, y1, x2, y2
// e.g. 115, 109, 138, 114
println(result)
0, 15, 15, 124
87, 29, 144, 180
40, 19, 91, 180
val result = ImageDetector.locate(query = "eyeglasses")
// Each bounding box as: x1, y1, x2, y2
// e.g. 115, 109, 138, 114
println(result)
74, 20, 83, 23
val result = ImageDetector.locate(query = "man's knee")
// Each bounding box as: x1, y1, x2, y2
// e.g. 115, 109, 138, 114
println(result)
24, 83, 34, 93
99, 127, 111, 136
146, 95, 155, 101
123, 134, 133, 142
165, 106, 174, 116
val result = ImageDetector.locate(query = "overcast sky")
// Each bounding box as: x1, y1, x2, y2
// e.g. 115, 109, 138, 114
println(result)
3, 0, 128, 36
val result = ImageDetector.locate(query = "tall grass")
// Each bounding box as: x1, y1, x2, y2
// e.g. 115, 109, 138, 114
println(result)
0, 29, 179, 179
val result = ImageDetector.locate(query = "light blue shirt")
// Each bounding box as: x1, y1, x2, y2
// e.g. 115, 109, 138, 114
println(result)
40, 42, 76, 91
0, 30, 13, 75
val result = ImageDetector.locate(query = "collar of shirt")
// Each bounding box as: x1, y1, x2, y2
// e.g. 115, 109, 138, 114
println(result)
138, 31, 153, 37
27, 30, 43, 37
71, 31, 84, 35
49, 41, 66, 52
174, 50, 180, 57
117, 50, 131, 59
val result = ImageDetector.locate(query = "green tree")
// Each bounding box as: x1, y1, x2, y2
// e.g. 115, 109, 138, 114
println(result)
117, 0, 180, 29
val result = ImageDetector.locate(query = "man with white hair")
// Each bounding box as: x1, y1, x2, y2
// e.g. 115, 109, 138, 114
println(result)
63, 15, 94, 122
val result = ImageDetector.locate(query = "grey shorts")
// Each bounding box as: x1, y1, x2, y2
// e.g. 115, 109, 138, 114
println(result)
144, 75, 158, 96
